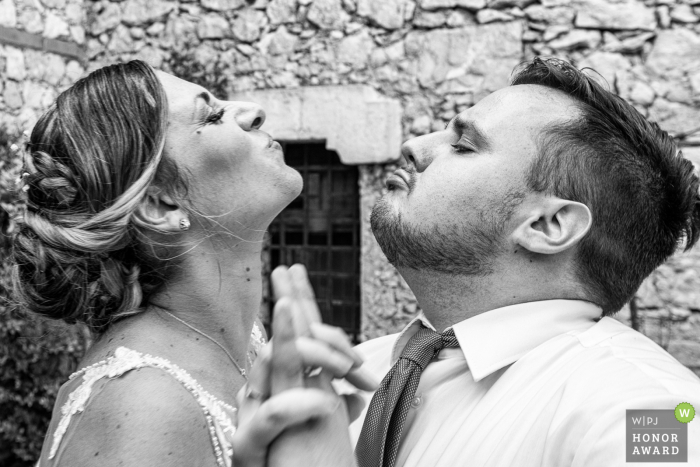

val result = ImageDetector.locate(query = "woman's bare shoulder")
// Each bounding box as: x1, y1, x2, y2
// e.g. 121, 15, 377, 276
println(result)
52, 366, 218, 467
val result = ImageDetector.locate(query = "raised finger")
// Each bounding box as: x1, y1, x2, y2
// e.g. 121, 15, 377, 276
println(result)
295, 336, 377, 391
288, 264, 323, 324
271, 265, 293, 302
309, 322, 363, 368
296, 336, 354, 378
270, 297, 304, 395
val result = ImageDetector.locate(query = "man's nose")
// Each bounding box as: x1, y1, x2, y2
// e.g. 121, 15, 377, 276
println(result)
231, 101, 266, 131
400, 135, 433, 172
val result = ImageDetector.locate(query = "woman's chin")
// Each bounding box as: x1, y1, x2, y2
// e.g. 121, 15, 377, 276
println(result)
282, 166, 304, 199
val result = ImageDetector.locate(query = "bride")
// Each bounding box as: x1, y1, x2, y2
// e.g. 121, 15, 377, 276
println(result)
13, 60, 370, 466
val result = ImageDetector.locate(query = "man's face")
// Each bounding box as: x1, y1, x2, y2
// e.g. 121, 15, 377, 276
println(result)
371, 85, 577, 275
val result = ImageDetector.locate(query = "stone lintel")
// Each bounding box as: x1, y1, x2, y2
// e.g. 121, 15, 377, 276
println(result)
0, 26, 84, 61
232, 85, 402, 165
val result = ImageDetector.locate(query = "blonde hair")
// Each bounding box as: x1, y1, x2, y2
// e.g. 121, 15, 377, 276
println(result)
12, 60, 186, 333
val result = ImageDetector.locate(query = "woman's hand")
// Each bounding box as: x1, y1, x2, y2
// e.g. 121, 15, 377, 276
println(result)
231, 264, 376, 467
266, 264, 371, 467
231, 296, 345, 467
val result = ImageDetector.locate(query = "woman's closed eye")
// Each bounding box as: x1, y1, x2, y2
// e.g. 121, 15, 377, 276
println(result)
204, 108, 225, 125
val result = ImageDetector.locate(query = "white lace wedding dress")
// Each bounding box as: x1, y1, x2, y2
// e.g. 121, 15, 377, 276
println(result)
36, 323, 267, 467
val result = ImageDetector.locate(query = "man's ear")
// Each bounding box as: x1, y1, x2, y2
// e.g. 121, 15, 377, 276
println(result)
135, 187, 187, 233
511, 197, 592, 255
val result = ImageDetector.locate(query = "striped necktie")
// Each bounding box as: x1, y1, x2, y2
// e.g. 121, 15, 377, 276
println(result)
355, 326, 460, 467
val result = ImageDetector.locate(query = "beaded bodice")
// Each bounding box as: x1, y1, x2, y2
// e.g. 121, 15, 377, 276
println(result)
44, 323, 267, 467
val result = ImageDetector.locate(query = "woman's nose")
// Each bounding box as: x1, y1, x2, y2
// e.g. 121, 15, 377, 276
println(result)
233, 102, 266, 131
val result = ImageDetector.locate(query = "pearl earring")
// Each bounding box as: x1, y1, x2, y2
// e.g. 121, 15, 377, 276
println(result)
179, 218, 190, 231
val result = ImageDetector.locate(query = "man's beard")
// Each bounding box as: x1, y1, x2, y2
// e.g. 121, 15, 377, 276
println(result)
370, 192, 524, 276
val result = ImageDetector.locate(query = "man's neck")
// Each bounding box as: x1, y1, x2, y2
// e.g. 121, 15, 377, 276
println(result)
398, 265, 586, 333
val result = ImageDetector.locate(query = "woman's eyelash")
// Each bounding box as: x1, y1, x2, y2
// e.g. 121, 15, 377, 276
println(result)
205, 108, 225, 124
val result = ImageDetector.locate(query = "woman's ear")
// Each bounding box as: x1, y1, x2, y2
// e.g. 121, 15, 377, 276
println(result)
511, 197, 592, 255
135, 187, 188, 232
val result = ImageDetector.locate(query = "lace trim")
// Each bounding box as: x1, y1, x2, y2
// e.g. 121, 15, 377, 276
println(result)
50, 347, 237, 467
248, 322, 266, 366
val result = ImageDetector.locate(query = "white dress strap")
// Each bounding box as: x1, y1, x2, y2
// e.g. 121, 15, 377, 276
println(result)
49, 347, 237, 467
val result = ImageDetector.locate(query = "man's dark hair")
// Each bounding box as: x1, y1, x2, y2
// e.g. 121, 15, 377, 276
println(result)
511, 57, 700, 315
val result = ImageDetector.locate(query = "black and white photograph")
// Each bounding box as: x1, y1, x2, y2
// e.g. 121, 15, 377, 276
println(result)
0, 0, 699, 465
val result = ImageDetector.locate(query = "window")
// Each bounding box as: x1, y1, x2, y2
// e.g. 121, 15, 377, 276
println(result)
268, 142, 361, 341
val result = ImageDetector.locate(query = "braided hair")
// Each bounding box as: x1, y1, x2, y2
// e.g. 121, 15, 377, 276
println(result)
12, 60, 187, 334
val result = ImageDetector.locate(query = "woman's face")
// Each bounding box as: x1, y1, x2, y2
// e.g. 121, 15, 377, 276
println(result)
156, 71, 302, 234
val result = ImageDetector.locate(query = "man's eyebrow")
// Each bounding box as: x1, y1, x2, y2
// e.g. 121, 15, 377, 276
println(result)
451, 115, 492, 151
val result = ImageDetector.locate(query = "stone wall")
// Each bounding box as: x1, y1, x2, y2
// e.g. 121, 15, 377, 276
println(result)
0, 0, 86, 135
2, 0, 700, 373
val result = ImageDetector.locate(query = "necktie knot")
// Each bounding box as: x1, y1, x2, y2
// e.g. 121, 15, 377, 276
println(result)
400, 327, 458, 371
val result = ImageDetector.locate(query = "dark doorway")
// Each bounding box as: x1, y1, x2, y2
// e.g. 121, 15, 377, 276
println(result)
268, 142, 361, 341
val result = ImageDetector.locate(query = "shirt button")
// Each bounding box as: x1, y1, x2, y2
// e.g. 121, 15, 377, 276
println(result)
411, 394, 423, 409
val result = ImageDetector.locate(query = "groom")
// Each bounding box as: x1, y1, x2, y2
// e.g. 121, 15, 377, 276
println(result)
344, 58, 700, 466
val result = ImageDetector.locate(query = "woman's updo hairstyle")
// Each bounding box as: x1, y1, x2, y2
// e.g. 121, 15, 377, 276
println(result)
12, 60, 185, 334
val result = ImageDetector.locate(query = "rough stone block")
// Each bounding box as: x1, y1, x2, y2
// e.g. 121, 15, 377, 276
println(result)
648, 98, 700, 136
420, 0, 487, 9
232, 8, 267, 42
602, 31, 655, 53
41, 0, 67, 8
0, 0, 17, 28
404, 22, 523, 94
4, 45, 25, 80
201, 0, 245, 11
548, 28, 601, 49
261, 25, 297, 55
413, 10, 448, 28
574, 0, 656, 30
670, 4, 699, 23
476, 9, 514, 23
523, 4, 575, 24
122, 0, 176, 26
578, 51, 631, 91
3, 79, 23, 109
335, 29, 374, 66
232, 85, 402, 164
357, 0, 412, 30
307, 0, 349, 29
628, 81, 655, 106
90, 2, 121, 35
646, 28, 700, 77
267, 0, 297, 24
44, 12, 70, 39
488, 0, 537, 9
197, 14, 230, 39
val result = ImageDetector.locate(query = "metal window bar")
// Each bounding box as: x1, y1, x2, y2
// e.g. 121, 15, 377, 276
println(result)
268, 142, 361, 342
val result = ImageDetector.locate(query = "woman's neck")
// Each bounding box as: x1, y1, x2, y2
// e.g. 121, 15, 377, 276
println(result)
147, 235, 265, 369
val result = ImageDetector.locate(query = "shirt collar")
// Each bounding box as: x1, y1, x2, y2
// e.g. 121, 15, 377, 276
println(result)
390, 300, 602, 382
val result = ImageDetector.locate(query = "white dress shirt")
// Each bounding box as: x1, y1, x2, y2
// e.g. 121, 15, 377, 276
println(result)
344, 300, 700, 466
